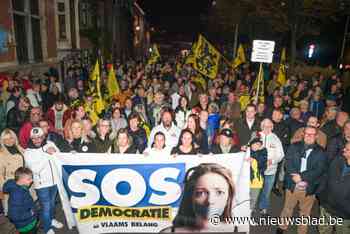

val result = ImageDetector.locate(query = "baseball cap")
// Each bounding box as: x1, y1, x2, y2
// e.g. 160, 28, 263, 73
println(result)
30, 127, 44, 138
220, 128, 233, 138
249, 137, 263, 146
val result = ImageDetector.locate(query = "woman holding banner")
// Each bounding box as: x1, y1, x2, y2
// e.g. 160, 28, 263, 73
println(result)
67, 119, 96, 153
160, 163, 235, 232
186, 114, 209, 154
171, 129, 198, 155
143, 131, 171, 157
110, 128, 138, 154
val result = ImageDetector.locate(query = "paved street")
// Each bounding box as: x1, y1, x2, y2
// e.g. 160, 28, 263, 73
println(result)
48, 192, 320, 234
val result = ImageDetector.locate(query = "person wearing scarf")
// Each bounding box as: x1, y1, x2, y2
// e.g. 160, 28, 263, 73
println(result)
0, 129, 25, 215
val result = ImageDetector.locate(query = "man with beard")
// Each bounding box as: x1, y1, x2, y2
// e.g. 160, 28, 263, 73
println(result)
149, 107, 181, 149
24, 128, 63, 234
291, 115, 327, 149
326, 120, 350, 163
19, 107, 43, 148
285, 107, 305, 137
46, 97, 67, 134
321, 111, 349, 141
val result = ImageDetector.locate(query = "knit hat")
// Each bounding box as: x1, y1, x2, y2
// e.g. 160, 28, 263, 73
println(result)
30, 127, 44, 138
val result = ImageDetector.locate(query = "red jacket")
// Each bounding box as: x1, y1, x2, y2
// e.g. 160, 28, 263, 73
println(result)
19, 122, 33, 149
46, 105, 68, 131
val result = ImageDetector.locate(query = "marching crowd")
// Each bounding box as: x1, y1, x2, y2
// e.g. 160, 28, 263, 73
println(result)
0, 58, 349, 234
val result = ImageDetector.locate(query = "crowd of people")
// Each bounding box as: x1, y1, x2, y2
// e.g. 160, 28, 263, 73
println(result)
0, 57, 349, 234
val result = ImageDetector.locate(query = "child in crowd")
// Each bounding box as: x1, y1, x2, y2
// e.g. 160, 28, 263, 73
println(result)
3, 167, 38, 234
249, 137, 268, 213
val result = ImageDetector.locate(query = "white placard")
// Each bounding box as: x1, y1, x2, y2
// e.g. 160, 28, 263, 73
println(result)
251, 51, 274, 63
252, 40, 275, 52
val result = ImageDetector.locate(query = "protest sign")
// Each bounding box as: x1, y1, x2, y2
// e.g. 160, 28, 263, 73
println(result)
54, 153, 250, 233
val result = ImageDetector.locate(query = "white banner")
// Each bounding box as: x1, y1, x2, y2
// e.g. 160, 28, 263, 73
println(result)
53, 153, 250, 233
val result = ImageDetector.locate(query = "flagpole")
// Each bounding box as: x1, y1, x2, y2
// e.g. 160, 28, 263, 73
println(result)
254, 63, 263, 104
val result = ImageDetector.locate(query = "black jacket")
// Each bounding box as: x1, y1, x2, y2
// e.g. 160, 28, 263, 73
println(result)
128, 128, 147, 153
326, 133, 348, 163
321, 119, 342, 141
285, 118, 305, 137
284, 142, 327, 195
46, 131, 71, 152
69, 137, 96, 153
194, 129, 209, 154
273, 120, 291, 150
317, 156, 350, 219
235, 118, 260, 146
210, 144, 240, 154
92, 133, 113, 153
6, 107, 28, 134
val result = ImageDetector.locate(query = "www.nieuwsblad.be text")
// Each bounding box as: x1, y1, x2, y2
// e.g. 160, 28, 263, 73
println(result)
209, 215, 344, 226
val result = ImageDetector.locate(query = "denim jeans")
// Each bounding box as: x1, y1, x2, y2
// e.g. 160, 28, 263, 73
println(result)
258, 174, 276, 210
35, 185, 57, 233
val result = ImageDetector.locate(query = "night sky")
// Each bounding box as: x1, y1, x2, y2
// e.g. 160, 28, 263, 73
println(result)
137, 0, 211, 36
137, 0, 346, 65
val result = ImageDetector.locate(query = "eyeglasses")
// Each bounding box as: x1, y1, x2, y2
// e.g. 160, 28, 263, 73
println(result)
305, 133, 317, 136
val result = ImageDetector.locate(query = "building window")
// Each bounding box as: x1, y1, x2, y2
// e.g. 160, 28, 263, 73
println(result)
57, 1, 67, 40
12, 0, 42, 64
79, 1, 92, 29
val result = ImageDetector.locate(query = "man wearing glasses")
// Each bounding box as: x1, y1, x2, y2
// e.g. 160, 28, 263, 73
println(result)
277, 126, 327, 234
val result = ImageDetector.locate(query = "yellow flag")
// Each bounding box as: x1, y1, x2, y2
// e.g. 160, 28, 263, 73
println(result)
147, 44, 160, 65
185, 41, 198, 65
191, 73, 207, 90
89, 60, 105, 115
90, 60, 99, 81
277, 48, 286, 86
239, 95, 251, 111
107, 65, 120, 98
232, 44, 246, 68
193, 35, 221, 79
84, 102, 99, 125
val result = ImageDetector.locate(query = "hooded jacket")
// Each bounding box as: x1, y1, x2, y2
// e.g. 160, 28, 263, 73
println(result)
259, 131, 285, 175
23, 140, 59, 189
2, 179, 36, 229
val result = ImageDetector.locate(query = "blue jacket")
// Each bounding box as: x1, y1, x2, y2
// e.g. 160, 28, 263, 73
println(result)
2, 179, 36, 229
284, 142, 328, 195
309, 100, 325, 119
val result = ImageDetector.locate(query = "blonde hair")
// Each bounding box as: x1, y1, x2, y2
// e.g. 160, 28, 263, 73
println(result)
0, 128, 23, 154
0, 129, 19, 149
69, 119, 89, 142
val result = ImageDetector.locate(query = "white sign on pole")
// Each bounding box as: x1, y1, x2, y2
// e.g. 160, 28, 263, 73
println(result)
252, 40, 275, 52
251, 51, 274, 63
251, 40, 275, 63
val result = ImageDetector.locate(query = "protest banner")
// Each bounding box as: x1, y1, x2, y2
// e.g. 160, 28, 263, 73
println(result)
54, 153, 250, 233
